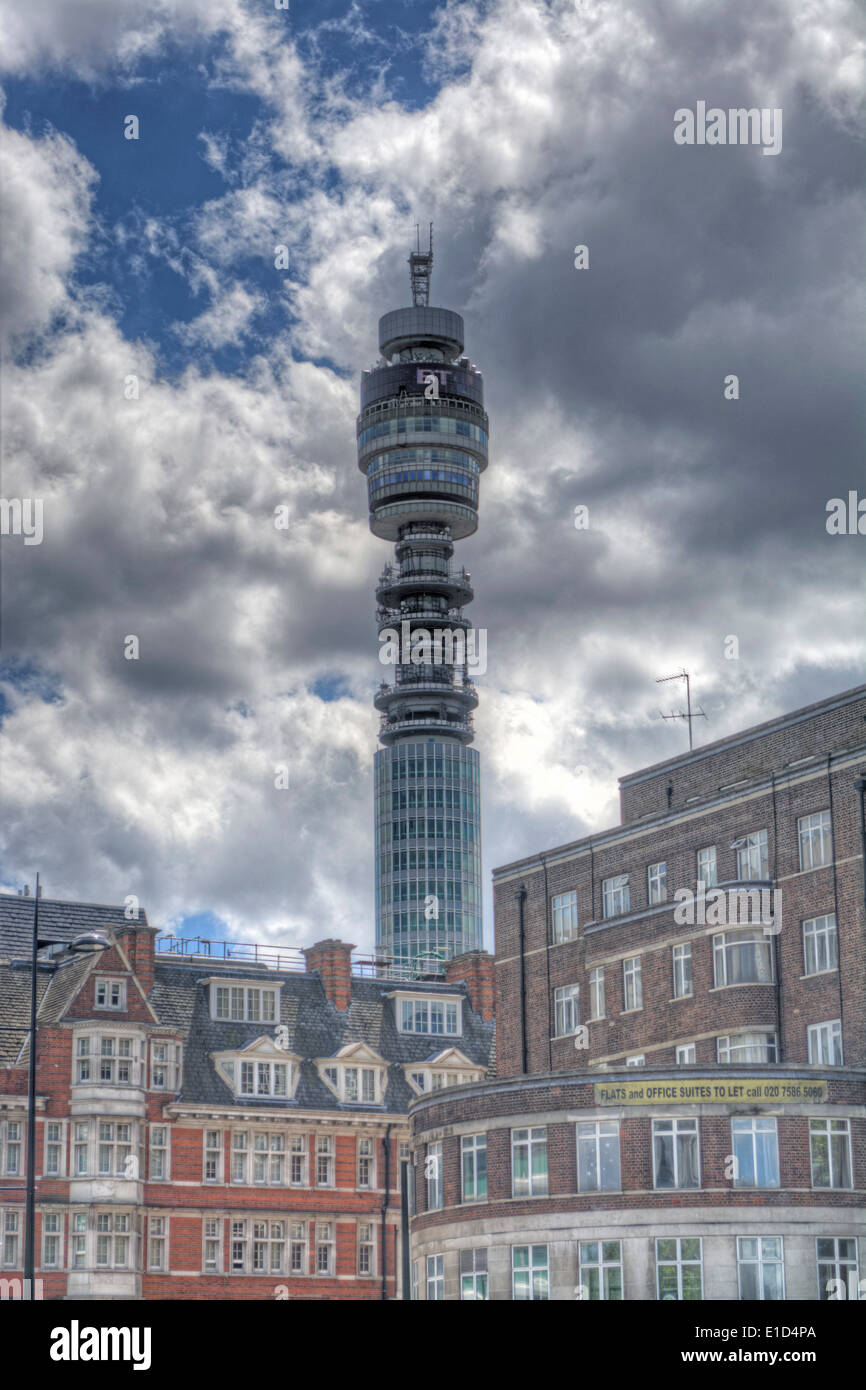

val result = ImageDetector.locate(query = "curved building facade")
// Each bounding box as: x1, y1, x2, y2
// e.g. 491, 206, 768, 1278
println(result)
408, 684, 866, 1299
359, 235, 487, 965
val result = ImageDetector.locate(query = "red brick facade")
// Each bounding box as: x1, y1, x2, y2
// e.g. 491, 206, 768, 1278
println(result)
408, 685, 866, 1301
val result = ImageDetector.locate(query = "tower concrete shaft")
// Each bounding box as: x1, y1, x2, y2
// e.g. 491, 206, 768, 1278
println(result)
357, 238, 487, 965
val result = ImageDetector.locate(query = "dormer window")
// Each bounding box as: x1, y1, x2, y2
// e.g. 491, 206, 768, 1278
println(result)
209, 981, 279, 1023
317, 1044, 387, 1106
392, 992, 462, 1037
241, 1060, 288, 1096
212, 1038, 301, 1102
95, 978, 126, 1011
403, 1049, 484, 1096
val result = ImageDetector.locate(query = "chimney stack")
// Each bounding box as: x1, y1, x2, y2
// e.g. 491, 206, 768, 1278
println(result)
303, 939, 355, 1011
444, 949, 495, 1021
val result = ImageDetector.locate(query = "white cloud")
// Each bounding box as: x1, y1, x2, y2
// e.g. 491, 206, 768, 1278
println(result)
0, 108, 97, 350
1, 0, 864, 951
174, 281, 266, 349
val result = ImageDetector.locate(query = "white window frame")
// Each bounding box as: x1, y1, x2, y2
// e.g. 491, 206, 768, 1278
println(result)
150, 1040, 182, 1091
426, 1140, 443, 1210
73, 1030, 145, 1087
86, 1120, 139, 1179
576, 1120, 621, 1193
357, 1136, 375, 1189
511, 1127, 548, 1197
43, 1119, 66, 1178
316, 1134, 334, 1187
626, 1054, 645, 1067
623, 955, 642, 1011
252, 1219, 286, 1276
203, 1216, 223, 1273
512, 1244, 549, 1301
461, 1133, 487, 1202
736, 830, 769, 881
41, 1211, 64, 1270
712, 931, 774, 987
579, 1239, 623, 1300
817, 1237, 859, 1301
552, 890, 578, 942
204, 1129, 223, 1183
210, 981, 278, 1024
426, 1253, 444, 1300
553, 983, 580, 1037
230, 1218, 248, 1272
357, 1221, 376, 1277
396, 995, 462, 1036
737, 1236, 785, 1301
652, 1117, 700, 1190
94, 1210, 133, 1270
289, 1133, 308, 1187
149, 1123, 169, 1181
1, 1209, 21, 1268
809, 1119, 853, 1190
697, 845, 717, 887
803, 913, 839, 975
731, 1117, 780, 1189
315, 1220, 334, 1275
716, 1032, 777, 1064
655, 1237, 703, 1301
0, 1118, 23, 1177
602, 875, 630, 919
798, 810, 832, 871
672, 943, 692, 998
238, 1058, 291, 1099
94, 976, 126, 1011
807, 1019, 843, 1066
230, 1129, 287, 1186
148, 1215, 168, 1272
459, 1247, 488, 1300
676, 1044, 696, 1065
589, 967, 605, 1020
647, 861, 667, 905
289, 1219, 307, 1275
320, 1062, 384, 1105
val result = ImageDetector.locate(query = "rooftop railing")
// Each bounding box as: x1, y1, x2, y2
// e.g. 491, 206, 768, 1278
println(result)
154, 934, 445, 981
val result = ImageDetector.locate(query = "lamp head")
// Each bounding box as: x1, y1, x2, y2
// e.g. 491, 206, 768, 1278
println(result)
69, 931, 110, 954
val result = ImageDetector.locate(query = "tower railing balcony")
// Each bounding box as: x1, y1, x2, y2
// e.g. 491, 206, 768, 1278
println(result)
376, 607, 472, 633
375, 571, 474, 604
375, 680, 478, 712
377, 564, 470, 587
379, 713, 474, 744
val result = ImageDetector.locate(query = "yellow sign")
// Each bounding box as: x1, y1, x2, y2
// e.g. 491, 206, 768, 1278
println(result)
593, 1079, 829, 1106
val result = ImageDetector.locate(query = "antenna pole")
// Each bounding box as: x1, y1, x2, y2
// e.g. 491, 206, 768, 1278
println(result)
408, 222, 434, 306
656, 669, 706, 751
685, 672, 692, 750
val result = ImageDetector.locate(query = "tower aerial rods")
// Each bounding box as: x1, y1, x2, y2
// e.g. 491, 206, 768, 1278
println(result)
357, 230, 488, 967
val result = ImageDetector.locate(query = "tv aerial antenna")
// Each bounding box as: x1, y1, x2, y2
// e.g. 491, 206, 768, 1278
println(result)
408, 222, 433, 306
656, 669, 706, 751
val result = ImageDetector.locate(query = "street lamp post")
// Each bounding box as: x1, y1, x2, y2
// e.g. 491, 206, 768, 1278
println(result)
21, 873, 109, 1300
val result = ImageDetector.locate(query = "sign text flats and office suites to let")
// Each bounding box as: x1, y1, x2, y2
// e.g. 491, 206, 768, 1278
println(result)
594, 1079, 829, 1105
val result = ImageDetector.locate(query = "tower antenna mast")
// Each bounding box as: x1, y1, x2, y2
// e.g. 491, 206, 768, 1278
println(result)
656, 669, 707, 751
408, 221, 433, 306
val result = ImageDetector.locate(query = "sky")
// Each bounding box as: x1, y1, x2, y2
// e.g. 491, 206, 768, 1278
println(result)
0, 0, 864, 954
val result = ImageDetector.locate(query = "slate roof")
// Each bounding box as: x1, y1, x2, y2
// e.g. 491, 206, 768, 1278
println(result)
0, 893, 495, 1117
0, 894, 146, 962
157, 963, 494, 1115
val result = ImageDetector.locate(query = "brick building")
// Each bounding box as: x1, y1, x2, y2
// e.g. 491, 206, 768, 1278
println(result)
0, 901, 493, 1299
408, 684, 866, 1301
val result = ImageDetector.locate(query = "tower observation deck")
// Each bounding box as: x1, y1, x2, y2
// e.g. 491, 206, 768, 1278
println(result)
358, 230, 487, 963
